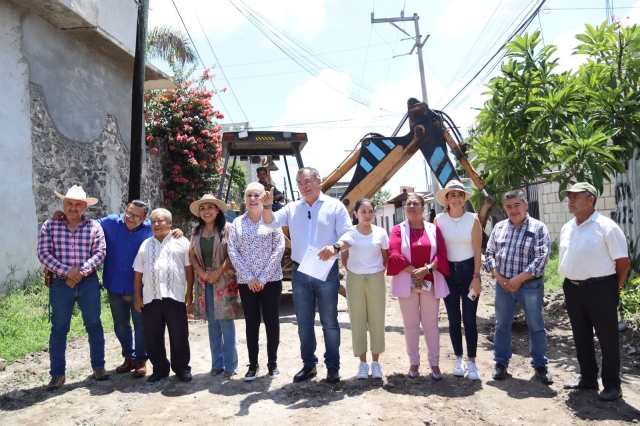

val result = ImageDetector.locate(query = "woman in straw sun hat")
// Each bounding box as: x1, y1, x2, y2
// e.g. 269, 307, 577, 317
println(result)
434, 180, 483, 380
188, 194, 243, 378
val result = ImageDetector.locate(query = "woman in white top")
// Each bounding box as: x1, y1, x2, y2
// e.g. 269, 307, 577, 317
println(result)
434, 180, 483, 380
340, 198, 389, 380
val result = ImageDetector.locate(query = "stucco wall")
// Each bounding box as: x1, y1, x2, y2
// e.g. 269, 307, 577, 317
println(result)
97, 0, 137, 51
0, 1, 40, 284
539, 181, 617, 242
20, 11, 133, 148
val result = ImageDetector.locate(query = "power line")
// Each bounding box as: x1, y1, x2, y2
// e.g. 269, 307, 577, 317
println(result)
170, 0, 235, 123
187, 0, 250, 123
441, 0, 547, 111
229, 0, 402, 113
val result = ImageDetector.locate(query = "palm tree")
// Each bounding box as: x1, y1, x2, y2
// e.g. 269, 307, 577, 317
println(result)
146, 26, 197, 67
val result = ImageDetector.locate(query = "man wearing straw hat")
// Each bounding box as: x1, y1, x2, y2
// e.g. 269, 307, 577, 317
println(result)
37, 185, 108, 391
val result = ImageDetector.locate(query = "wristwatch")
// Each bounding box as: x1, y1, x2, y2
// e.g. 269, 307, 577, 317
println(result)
424, 263, 433, 274
333, 243, 341, 253
473, 272, 482, 280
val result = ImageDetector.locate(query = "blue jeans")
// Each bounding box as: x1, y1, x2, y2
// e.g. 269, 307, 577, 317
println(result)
205, 283, 238, 372
443, 257, 479, 358
49, 273, 105, 376
108, 291, 147, 362
494, 277, 548, 368
292, 261, 340, 368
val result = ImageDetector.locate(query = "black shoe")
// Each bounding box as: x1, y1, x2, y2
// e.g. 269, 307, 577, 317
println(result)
267, 362, 280, 378
599, 387, 622, 401
534, 366, 553, 384
244, 364, 259, 382
327, 367, 340, 384
564, 378, 599, 390
147, 371, 169, 383
492, 363, 507, 380
293, 366, 317, 383
177, 371, 193, 382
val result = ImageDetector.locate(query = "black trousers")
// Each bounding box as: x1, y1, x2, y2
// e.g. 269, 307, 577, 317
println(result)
563, 275, 620, 389
239, 280, 282, 365
142, 297, 191, 375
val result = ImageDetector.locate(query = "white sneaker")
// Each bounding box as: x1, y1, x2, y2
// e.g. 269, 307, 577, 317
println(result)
467, 361, 480, 380
371, 361, 384, 379
357, 361, 369, 379
453, 358, 465, 377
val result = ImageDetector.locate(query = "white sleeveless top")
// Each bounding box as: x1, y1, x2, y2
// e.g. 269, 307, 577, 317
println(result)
436, 212, 475, 262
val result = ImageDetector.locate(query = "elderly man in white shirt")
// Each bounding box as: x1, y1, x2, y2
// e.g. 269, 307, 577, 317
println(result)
558, 182, 630, 402
133, 208, 194, 383
260, 167, 352, 384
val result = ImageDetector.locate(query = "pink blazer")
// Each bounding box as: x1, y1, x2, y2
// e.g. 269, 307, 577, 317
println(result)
390, 220, 450, 299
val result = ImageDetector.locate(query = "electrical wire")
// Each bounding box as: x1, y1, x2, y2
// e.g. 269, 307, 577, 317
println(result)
228, 0, 402, 113
188, 0, 250, 123
440, 0, 547, 111
170, 0, 235, 123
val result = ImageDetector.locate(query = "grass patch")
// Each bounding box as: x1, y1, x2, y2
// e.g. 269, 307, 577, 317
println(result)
0, 269, 113, 365
544, 254, 564, 293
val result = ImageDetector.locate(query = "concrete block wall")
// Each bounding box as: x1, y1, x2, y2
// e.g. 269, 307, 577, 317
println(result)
539, 181, 616, 242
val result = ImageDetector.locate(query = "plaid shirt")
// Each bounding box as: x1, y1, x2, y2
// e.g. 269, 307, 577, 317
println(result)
37, 216, 106, 277
485, 215, 550, 279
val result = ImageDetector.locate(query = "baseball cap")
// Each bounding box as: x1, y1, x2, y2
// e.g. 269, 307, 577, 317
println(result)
560, 182, 597, 198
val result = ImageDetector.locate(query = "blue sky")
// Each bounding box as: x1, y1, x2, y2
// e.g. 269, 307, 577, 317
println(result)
148, 0, 640, 197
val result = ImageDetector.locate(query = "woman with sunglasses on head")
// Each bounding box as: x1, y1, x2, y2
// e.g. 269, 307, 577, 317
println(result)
434, 180, 483, 380
189, 194, 243, 379
228, 182, 285, 381
339, 198, 389, 380
387, 193, 450, 380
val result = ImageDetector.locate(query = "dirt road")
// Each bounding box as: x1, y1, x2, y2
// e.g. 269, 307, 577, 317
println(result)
1, 276, 639, 425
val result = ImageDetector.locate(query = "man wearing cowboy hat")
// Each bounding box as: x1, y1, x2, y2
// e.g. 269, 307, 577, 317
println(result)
37, 185, 108, 391
558, 182, 630, 401
257, 167, 284, 211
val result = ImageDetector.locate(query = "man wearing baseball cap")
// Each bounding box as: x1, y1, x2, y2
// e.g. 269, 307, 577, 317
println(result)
558, 182, 630, 401
37, 185, 108, 391
257, 167, 284, 211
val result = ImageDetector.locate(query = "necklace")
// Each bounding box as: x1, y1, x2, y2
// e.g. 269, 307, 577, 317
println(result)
202, 228, 215, 240
449, 214, 464, 226
410, 227, 424, 246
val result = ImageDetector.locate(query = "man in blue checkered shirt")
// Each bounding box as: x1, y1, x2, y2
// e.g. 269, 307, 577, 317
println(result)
485, 189, 552, 384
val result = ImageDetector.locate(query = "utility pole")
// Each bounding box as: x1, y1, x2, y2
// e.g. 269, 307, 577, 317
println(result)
128, 0, 149, 202
371, 11, 441, 211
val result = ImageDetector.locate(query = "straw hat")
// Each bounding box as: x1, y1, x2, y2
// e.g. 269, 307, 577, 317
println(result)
189, 194, 228, 216
435, 180, 473, 207
54, 185, 99, 206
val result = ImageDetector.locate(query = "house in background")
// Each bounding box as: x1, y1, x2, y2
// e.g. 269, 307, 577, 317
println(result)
375, 186, 433, 235
1, 0, 174, 283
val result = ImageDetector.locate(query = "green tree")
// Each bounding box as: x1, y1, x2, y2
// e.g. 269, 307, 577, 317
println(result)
146, 26, 198, 67
371, 189, 391, 206
470, 22, 636, 200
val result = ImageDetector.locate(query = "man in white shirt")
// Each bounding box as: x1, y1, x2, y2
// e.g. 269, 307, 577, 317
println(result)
133, 208, 194, 383
558, 182, 630, 401
261, 167, 352, 384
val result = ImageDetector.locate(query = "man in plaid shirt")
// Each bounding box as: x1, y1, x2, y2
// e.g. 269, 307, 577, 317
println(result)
485, 189, 552, 384
37, 185, 107, 391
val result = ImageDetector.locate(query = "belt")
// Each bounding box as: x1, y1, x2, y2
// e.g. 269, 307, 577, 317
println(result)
568, 275, 615, 286
53, 273, 66, 279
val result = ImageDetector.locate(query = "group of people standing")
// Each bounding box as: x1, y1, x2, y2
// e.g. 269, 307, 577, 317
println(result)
37, 172, 629, 402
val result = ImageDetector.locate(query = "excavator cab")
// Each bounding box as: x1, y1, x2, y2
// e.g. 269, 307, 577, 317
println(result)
217, 130, 309, 280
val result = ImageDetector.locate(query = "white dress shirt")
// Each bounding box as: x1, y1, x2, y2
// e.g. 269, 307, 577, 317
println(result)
266, 192, 352, 263
133, 235, 191, 304
558, 211, 628, 280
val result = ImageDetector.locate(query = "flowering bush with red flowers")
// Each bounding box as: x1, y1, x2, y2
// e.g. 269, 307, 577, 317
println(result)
145, 57, 226, 215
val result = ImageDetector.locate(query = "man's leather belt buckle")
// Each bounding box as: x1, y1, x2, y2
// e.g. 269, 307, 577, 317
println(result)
569, 276, 608, 286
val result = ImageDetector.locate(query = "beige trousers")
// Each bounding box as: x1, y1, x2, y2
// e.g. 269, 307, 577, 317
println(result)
345, 270, 386, 357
